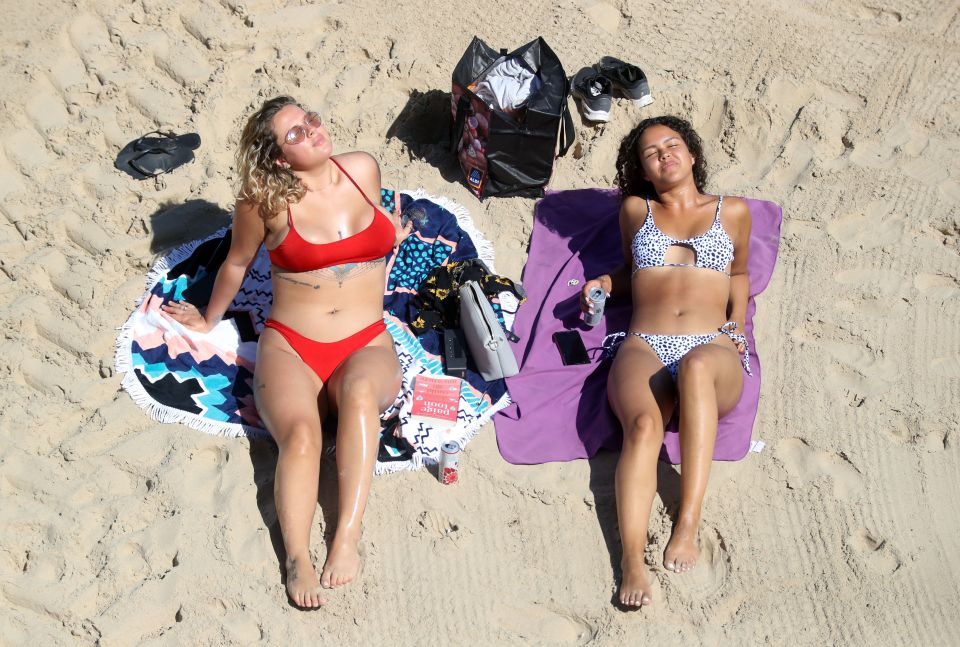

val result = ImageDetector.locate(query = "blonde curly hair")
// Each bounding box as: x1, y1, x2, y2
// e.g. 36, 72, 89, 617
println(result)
236, 96, 307, 219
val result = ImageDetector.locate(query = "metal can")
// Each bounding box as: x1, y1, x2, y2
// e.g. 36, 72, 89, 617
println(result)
439, 441, 461, 485
584, 286, 606, 327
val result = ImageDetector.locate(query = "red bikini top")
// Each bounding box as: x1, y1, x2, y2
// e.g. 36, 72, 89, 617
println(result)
268, 158, 395, 273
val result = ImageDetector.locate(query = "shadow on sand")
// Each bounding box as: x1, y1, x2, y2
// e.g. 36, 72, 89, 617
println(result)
386, 88, 464, 185
146, 198, 232, 255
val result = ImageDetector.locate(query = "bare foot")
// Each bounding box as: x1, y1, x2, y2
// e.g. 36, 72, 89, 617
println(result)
619, 555, 653, 607
320, 536, 361, 589
663, 518, 699, 573
285, 554, 325, 608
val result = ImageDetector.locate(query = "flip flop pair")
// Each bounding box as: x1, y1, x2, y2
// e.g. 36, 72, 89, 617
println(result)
115, 130, 201, 180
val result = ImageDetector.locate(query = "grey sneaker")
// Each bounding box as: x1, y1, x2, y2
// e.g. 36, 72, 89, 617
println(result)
571, 67, 613, 122
595, 56, 652, 106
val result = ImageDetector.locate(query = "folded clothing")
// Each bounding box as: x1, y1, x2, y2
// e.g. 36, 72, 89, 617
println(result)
472, 56, 542, 112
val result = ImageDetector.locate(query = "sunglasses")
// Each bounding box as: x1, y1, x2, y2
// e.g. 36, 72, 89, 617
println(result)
283, 112, 323, 146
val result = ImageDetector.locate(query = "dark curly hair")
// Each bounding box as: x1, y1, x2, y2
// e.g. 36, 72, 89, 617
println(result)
614, 115, 708, 199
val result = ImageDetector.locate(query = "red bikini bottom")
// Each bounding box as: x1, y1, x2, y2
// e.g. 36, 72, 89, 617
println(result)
263, 318, 387, 383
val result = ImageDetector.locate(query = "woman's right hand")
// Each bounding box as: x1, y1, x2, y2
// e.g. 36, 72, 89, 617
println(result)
161, 300, 214, 333
580, 277, 607, 315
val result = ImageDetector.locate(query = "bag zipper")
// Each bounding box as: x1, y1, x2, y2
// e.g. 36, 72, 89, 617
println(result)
468, 285, 501, 351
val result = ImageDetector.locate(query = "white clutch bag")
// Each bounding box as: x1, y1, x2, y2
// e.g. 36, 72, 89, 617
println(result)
458, 280, 519, 381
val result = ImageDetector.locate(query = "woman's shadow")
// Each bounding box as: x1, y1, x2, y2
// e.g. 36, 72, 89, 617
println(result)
147, 199, 232, 254
386, 88, 463, 184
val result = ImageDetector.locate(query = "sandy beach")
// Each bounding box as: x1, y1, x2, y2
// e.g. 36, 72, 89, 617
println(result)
2, 0, 959, 644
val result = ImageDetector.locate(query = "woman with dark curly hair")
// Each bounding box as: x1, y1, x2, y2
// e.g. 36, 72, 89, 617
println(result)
580, 116, 752, 608
163, 96, 405, 608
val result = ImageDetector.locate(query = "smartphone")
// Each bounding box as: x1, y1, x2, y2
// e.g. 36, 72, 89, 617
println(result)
553, 330, 590, 365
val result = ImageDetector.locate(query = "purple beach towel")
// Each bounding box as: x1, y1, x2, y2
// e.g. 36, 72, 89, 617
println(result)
494, 188, 781, 464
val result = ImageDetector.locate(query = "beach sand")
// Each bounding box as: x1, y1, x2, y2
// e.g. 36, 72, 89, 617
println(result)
1, 0, 959, 644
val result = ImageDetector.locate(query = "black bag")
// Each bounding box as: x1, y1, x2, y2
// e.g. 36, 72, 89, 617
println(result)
451, 37, 575, 199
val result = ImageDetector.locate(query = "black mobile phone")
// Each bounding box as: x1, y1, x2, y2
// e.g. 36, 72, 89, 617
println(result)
553, 330, 590, 365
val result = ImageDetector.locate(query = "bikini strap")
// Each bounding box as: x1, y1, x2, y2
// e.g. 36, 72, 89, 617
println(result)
714, 195, 724, 223
286, 202, 293, 227
644, 197, 653, 222
330, 157, 376, 208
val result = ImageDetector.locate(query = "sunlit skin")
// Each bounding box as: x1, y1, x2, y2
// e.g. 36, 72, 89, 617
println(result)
162, 103, 406, 609
581, 123, 751, 608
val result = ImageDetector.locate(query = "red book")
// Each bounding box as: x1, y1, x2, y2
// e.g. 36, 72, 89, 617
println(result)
410, 375, 461, 428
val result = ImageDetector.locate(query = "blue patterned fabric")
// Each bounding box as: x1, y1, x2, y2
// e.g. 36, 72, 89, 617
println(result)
382, 193, 504, 406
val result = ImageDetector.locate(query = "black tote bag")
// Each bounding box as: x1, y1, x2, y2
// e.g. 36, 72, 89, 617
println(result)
451, 37, 575, 199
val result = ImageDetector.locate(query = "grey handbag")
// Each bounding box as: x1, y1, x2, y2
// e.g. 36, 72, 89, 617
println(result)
458, 280, 519, 380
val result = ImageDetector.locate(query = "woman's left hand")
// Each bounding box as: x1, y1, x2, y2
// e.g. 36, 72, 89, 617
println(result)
398, 216, 413, 244
732, 325, 746, 353
161, 300, 210, 332
722, 321, 747, 353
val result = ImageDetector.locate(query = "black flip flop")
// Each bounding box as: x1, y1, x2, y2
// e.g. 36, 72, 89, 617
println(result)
115, 130, 202, 180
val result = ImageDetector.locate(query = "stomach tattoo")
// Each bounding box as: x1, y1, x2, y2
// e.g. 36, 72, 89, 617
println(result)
273, 257, 385, 289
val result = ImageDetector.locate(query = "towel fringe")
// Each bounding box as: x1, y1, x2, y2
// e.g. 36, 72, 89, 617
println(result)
374, 458, 422, 476
117, 367, 269, 439
403, 189, 497, 273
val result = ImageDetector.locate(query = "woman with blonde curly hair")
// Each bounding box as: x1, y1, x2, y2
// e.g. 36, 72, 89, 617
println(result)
164, 96, 405, 608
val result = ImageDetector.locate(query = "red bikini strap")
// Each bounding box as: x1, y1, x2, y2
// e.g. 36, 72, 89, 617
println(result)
330, 157, 376, 208
286, 202, 293, 227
